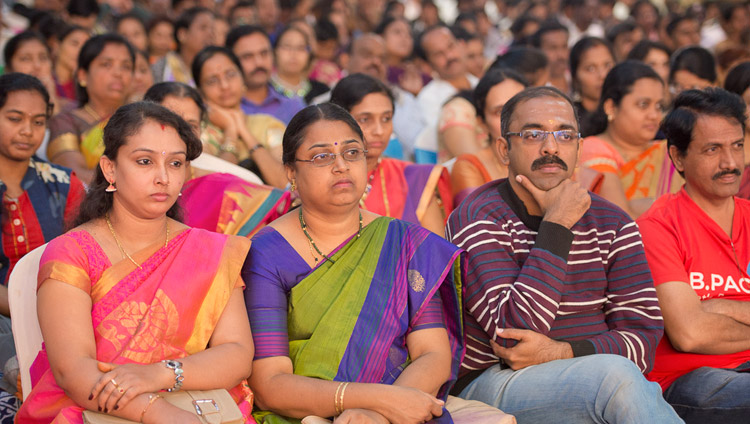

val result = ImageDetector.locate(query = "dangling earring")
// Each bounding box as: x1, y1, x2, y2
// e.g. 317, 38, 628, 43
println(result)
291, 179, 297, 192
105, 180, 117, 192
80, 80, 87, 88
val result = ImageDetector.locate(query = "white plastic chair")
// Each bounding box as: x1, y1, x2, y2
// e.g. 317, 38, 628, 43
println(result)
191, 153, 263, 185
8, 243, 46, 400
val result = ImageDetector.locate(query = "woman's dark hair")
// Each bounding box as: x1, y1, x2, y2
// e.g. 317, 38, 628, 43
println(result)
474, 68, 529, 120
0, 73, 52, 117
56, 24, 88, 43
282, 103, 364, 165
3, 31, 49, 71
724, 61, 750, 98
147, 15, 174, 33
663, 88, 746, 175
669, 46, 717, 84
589, 60, 663, 134
329, 73, 395, 113
144, 81, 207, 122
374, 15, 409, 36
115, 12, 147, 34
191, 46, 244, 90
174, 6, 213, 53
626, 39, 671, 62
315, 18, 339, 42
73, 101, 203, 226
570, 37, 614, 86
490, 46, 548, 84
76, 34, 136, 106
67, 0, 99, 17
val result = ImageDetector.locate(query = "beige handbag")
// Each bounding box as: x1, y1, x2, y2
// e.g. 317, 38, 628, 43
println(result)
82, 389, 243, 424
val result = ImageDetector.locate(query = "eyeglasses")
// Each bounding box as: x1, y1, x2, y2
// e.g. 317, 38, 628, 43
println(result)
505, 129, 581, 145
295, 148, 368, 167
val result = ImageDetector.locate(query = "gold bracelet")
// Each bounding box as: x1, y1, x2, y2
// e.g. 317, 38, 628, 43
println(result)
339, 382, 349, 414
140, 393, 162, 423
333, 382, 345, 415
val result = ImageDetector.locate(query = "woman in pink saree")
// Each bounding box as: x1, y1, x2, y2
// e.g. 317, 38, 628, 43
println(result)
16, 102, 255, 423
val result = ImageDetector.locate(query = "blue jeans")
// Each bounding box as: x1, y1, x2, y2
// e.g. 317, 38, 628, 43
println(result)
459, 354, 683, 424
663, 362, 750, 424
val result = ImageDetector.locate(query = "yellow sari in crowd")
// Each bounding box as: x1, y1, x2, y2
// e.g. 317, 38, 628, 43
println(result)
47, 108, 107, 170
580, 136, 682, 199
16, 228, 255, 423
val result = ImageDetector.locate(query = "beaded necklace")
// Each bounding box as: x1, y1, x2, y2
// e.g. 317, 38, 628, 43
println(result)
298, 208, 362, 264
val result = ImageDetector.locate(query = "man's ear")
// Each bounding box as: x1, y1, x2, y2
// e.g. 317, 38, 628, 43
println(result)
495, 136, 510, 165
668, 145, 685, 173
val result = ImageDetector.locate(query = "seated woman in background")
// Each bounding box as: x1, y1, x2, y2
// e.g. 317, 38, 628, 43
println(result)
270, 25, 330, 105
0, 74, 85, 383
192, 46, 287, 188
47, 34, 135, 184
450, 69, 527, 205
16, 101, 255, 422
668, 46, 718, 97
244, 103, 512, 423
151, 7, 214, 86
144, 82, 291, 237
580, 61, 682, 218
50, 25, 90, 102
570, 37, 615, 137
3, 31, 66, 116
330, 73, 452, 235
626, 40, 671, 93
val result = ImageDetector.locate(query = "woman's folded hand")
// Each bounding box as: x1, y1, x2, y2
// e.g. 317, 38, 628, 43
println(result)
89, 361, 172, 413
377, 386, 444, 424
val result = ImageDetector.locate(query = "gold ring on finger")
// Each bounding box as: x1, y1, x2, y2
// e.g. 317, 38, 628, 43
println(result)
110, 378, 119, 388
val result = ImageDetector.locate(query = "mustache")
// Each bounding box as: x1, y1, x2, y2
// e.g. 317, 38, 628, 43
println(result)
712, 169, 742, 180
251, 68, 269, 76
531, 155, 569, 171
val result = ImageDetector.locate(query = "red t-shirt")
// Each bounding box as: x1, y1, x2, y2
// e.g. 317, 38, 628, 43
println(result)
638, 188, 750, 390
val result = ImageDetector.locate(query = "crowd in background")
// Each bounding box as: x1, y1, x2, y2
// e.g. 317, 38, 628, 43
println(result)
1, 0, 750, 422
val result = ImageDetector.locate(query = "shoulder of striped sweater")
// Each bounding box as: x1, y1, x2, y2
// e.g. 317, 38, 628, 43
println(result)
450, 179, 509, 221
585, 191, 633, 225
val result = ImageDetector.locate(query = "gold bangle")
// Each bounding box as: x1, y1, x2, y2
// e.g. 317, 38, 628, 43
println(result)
339, 382, 349, 414
334, 382, 345, 415
140, 393, 162, 423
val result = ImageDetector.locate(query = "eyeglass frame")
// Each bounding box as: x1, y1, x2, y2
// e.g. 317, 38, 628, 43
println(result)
294, 148, 369, 167
504, 129, 582, 145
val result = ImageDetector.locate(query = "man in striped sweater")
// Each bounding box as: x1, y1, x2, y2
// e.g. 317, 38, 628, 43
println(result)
447, 86, 682, 423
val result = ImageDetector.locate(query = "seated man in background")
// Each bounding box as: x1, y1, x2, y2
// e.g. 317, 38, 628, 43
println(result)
446, 86, 682, 423
639, 88, 750, 423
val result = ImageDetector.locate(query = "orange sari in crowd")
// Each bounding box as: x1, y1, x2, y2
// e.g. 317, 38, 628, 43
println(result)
16, 228, 255, 423
361, 158, 453, 226
580, 136, 682, 199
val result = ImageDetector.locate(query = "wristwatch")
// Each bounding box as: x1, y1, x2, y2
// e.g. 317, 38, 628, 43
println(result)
162, 359, 184, 392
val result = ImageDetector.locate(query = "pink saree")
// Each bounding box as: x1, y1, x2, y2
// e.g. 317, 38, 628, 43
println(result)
16, 228, 254, 423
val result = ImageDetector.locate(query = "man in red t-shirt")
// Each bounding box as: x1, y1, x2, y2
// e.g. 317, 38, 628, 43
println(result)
639, 88, 750, 423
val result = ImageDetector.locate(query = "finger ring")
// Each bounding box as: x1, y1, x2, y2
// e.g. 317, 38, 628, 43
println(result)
118, 387, 125, 394
110, 378, 119, 388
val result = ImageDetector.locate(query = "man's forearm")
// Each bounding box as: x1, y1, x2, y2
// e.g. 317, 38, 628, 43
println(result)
702, 298, 750, 325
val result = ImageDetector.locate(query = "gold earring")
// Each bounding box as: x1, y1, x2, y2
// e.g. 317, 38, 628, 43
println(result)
105, 180, 116, 192
80, 80, 87, 88
607, 114, 614, 122
291, 179, 297, 191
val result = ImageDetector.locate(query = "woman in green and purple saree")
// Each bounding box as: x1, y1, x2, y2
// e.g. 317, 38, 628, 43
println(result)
242, 103, 513, 423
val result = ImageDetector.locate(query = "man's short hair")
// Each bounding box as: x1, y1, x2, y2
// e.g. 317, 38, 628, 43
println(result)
662, 88, 747, 158
414, 24, 450, 62
530, 20, 569, 48
606, 21, 638, 44
225, 25, 269, 50
501, 86, 580, 139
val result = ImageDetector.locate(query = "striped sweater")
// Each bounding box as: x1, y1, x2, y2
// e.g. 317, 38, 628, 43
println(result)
446, 179, 663, 377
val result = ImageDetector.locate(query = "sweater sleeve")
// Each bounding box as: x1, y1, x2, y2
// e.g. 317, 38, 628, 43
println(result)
583, 220, 664, 373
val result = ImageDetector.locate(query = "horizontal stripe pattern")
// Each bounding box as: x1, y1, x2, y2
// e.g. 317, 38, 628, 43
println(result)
447, 180, 663, 375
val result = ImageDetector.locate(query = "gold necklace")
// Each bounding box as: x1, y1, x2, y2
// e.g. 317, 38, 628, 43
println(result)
105, 214, 169, 269
83, 104, 103, 122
